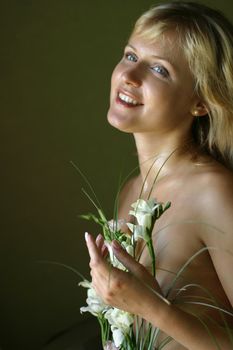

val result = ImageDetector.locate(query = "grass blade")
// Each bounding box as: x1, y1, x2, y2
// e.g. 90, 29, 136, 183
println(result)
37, 260, 87, 281
166, 246, 217, 299
70, 160, 103, 211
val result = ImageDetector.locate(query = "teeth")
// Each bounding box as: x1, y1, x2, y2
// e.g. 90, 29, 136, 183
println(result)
118, 92, 140, 105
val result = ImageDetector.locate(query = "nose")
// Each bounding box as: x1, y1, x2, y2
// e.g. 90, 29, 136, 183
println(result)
122, 66, 142, 88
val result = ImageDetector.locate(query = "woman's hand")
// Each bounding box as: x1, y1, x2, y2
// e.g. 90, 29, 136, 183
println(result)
85, 232, 166, 318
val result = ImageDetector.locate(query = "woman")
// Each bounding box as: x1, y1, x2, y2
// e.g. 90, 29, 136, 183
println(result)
85, 2, 233, 349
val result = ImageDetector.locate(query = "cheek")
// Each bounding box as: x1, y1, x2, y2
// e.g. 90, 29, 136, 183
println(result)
145, 82, 171, 109
151, 83, 186, 109
111, 59, 125, 84
109, 64, 123, 104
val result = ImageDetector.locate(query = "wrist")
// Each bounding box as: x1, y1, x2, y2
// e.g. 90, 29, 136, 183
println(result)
139, 287, 172, 328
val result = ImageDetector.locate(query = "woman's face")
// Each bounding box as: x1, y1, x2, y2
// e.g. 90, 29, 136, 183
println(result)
107, 31, 199, 137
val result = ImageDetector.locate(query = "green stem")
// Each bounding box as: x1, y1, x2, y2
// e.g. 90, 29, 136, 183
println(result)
98, 316, 109, 348
147, 238, 156, 277
125, 332, 135, 350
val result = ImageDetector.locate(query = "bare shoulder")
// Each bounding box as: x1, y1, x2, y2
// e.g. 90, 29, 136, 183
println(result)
193, 162, 233, 306
194, 162, 233, 226
200, 162, 233, 197
195, 162, 233, 250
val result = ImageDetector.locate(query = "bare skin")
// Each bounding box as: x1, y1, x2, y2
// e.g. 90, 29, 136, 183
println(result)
117, 155, 233, 349
86, 31, 233, 349
86, 159, 233, 349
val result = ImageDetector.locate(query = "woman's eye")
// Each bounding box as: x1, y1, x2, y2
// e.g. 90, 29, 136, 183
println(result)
152, 65, 169, 78
125, 52, 137, 62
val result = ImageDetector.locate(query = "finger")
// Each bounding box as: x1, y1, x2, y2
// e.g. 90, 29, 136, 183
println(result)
85, 232, 108, 271
95, 234, 109, 258
101, 244, 109, 258
96, 234, 104, 250
85, 232, 102, 264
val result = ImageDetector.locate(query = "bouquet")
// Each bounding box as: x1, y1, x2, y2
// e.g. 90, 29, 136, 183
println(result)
79, 196, 171, 349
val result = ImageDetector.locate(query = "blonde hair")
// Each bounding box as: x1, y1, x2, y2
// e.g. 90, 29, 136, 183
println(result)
132, 1, 233, 169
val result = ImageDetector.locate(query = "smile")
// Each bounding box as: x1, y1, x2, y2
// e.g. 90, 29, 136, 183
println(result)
118, 92, 142, 106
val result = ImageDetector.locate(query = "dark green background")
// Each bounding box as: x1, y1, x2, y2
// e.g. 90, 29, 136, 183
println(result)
1, 1, 232, 349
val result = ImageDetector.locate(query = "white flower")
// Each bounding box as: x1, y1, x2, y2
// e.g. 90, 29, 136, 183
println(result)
105, 307, 134, 333
79, 280, 91, 289
79, 280, 108, 316
105, 235, 134, 271
104, 341, 119, 350
129, 198, 159, 230
105, 241, 125, 270
112, 327, 124, 348
108, 219, 126, 232
105, 308, 134, 347
127, 222, 149, 242
121, 240, 134, 256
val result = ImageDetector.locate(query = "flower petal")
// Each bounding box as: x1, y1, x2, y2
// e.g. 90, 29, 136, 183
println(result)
112, 327, 124, 348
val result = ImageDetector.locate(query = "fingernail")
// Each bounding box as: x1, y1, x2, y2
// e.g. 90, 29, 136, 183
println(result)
112, 240, 121, 250
96, 234, 103, 242
85, 232, 89, 242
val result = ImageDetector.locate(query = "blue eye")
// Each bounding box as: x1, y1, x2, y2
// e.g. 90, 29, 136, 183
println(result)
152, 65, 169, 78
125, 52, 137, 62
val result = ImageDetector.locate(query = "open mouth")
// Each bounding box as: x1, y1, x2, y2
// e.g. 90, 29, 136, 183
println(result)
117, 92, 143, 107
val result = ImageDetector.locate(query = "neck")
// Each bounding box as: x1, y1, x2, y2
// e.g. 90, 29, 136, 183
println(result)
133, 132, 197, 194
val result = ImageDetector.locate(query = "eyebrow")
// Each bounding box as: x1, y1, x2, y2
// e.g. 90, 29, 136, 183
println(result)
126, 43, 176, 70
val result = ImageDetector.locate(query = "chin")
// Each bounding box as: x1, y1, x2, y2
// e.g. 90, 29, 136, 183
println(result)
107, 110, 134, 133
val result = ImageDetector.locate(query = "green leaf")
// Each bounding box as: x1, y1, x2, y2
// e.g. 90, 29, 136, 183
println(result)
164, 201, 171, 211
79, 213, 105, 226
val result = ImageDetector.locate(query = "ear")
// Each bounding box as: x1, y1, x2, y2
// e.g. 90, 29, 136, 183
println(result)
190, 101, 209, 117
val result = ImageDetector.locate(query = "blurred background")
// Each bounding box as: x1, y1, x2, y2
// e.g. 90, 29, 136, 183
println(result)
1, 0, 232, 349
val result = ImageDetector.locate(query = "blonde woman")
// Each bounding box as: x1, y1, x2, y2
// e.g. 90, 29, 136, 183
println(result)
86, 2, 233, 349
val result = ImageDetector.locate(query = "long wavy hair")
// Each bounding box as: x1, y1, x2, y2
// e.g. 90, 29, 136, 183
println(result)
132, 1, 233, 169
